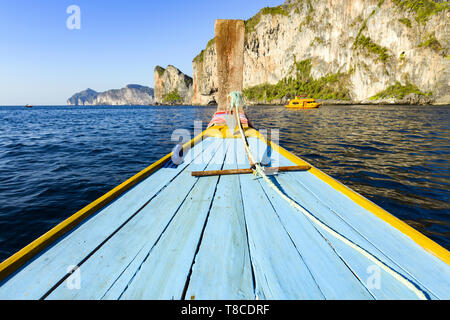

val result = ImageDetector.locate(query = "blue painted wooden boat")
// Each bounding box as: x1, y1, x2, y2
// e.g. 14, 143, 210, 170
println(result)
0, 124, 449, 300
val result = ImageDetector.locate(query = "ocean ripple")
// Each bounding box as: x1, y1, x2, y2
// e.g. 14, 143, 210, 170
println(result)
0, 104, 448, 261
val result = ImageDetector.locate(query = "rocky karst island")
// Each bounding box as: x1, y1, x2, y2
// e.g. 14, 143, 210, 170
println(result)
68, 0, 449, 106
67, 85, 155, 106
153, 65, 193, 105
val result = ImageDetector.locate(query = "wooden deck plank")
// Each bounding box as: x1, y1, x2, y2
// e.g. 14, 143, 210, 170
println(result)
247, 138, 389, 299
185, 139, 254, 300
100, 139, 227, 300
247, 137, 447, 299
0, 138, 215, 300
256, 176, 375, 299
112, 139, 232, 299
247, 135, 280, 168
275, 173, 423, 299
44, 138, 225, 299
234, 139, 325, 299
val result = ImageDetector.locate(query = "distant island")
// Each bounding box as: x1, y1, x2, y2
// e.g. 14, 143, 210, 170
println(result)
67, 66, 196, 106
67, 84, 154, 106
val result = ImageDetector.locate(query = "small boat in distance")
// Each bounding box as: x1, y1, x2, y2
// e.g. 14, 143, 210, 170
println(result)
25, 104, 33, 108
285, 96, 321, 109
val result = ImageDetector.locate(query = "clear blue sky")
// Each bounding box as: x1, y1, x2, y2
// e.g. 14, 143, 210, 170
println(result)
0, 0, 284, 105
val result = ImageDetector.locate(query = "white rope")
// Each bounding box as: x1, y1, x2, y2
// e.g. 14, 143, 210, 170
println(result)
229, 92, 427, 300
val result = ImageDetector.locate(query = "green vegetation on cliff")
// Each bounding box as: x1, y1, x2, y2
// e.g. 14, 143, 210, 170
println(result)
370, 81, 431, 100
163, 89, 183, 103
398, 18, 412, 27
392, 0, 449, 24
354, 8, 377, 44
312, 36, 325, 46
419, 33, 444, 54
193, 38, 215, 64
193, 50, 205, 64
155, 66, 165, 77
206, 38, 215, 48
243, 59, 351, 103
245, 5, 289, 34
354, 35, 390, 62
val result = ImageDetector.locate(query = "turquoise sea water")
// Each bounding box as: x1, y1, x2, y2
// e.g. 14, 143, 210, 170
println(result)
0, 104, 448, 261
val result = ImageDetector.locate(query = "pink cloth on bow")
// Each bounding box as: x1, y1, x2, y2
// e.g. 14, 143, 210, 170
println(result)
207, 111, 250, 128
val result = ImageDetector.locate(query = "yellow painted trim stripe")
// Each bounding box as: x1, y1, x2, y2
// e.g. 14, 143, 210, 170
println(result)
204, 125, 259, 138
0, 128, 210, 282
255, 130, 450, 265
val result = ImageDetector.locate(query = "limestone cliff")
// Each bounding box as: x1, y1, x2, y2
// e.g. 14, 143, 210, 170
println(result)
154, 65, 193, 105
192, 39, 218, 105
67, 85, 154, 106
191, 0, 449, 105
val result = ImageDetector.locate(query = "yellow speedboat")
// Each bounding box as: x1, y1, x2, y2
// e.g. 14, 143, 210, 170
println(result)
285, 96, 321, 109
